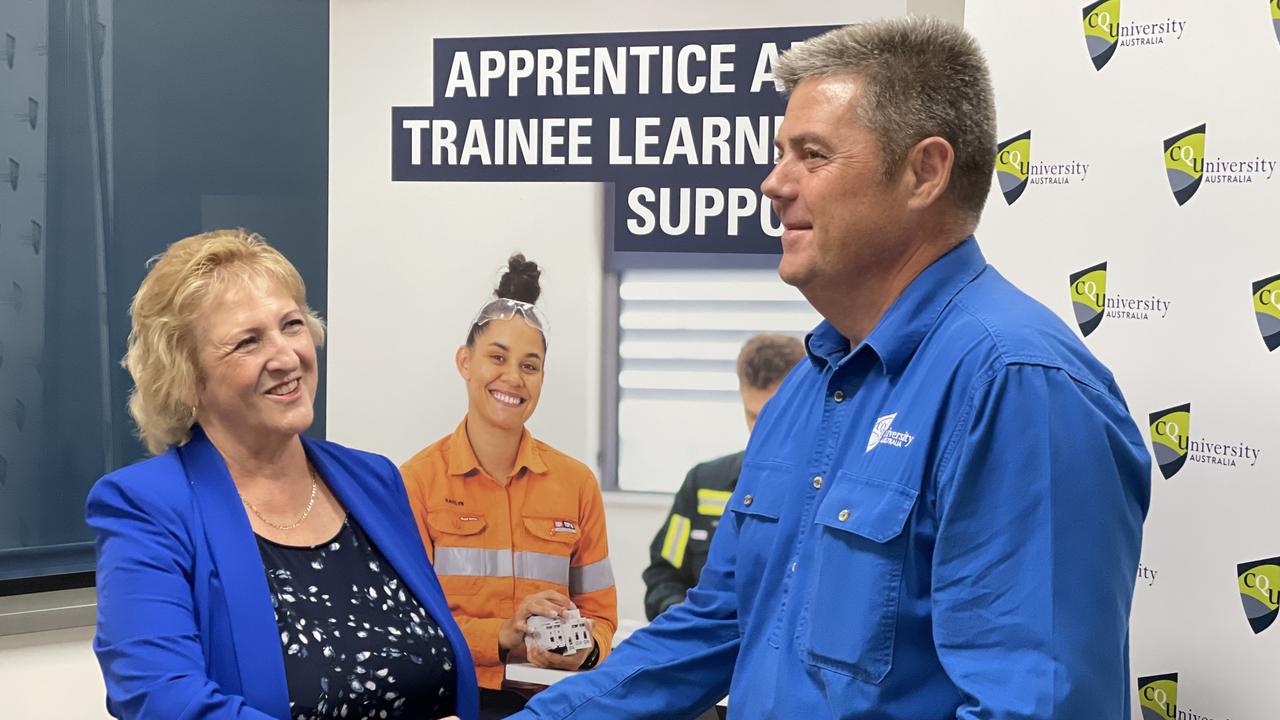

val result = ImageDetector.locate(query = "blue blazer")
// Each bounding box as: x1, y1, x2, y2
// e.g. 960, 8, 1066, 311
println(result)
87, 427, 479, 720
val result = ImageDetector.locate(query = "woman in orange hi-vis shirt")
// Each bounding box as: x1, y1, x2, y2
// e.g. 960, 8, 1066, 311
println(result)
400, 254, 617, 717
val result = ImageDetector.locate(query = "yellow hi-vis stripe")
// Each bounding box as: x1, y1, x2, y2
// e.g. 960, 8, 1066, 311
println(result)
661, 514, 692, 569
696, 489, 732, 517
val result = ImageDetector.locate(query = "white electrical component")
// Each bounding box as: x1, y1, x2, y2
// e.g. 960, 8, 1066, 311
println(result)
526, 608, 593, 655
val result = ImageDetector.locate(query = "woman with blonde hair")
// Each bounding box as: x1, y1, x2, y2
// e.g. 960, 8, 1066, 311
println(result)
88, 229, 476, 720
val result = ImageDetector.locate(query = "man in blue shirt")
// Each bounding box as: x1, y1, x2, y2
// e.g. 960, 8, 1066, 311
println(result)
510, 17, 1150, 720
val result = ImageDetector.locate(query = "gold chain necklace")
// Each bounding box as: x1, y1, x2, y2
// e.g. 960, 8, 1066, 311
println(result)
240, 464, 319, 531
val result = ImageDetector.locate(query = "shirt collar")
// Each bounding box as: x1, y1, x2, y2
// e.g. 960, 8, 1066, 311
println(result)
805, 236, 987, 376
446, 418, 548, 478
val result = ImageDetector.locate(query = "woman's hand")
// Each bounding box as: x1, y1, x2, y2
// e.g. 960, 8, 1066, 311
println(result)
526, 617, 597, 670
498, 589, 573, 653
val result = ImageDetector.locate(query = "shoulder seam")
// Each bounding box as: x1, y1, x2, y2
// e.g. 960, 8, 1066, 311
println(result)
950, 295, 1107, 394
401, 435, 451, 469
533, 439, 595, 476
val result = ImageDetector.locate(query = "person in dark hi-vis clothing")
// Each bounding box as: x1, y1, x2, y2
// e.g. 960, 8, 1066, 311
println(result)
642, 334, 805, 621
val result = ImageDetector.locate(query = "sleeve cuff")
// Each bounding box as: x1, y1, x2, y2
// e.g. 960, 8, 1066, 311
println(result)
590, 621, 614, 662
460, 617, 507, 667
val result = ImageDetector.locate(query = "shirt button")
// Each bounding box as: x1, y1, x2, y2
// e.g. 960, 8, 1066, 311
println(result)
743, 494, 754, 507
833, 390, 845, 403
790, 562, 797, 572
811, 475, 823, 490
837, 509, 851, 522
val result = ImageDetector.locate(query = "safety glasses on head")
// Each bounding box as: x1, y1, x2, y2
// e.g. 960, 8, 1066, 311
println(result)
469, 297, 549, 338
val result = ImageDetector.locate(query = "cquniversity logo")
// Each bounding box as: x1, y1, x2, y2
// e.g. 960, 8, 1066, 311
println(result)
1138, 674, 1178, 720
1069, 262, 1107, 336
866, 412, 914, 452
1254, 273, 1280, 351
866, 413, 896, 452
1238, 556, 1280, 634
1164, 124, 1205, 205
1149, 403, 1190, 479
995, 131, 1031, 205
1083, 0, 1121, 69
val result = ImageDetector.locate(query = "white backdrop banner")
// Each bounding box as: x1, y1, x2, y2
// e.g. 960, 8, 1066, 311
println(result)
966, 2, 1280, 718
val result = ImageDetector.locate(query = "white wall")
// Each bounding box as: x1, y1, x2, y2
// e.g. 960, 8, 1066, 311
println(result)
0, 626, 106, 719
601, 494, 672, 622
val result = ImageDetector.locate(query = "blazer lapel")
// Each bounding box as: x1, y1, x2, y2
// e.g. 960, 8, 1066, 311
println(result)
179, 427, 290, 719
309, 441, 456, 633
307, 439, 478, 711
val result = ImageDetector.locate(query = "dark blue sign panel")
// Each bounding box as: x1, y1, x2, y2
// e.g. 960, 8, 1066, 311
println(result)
391, 26, 837, 265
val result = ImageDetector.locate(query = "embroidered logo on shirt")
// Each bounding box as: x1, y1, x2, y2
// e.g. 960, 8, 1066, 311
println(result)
458, 515, 480, 522
553, 520, 578, 533
866, 413, 915, 452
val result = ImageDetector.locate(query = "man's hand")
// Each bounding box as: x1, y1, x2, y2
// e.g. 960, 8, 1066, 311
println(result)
498, 589, 573, 655
526, 617, 597, 670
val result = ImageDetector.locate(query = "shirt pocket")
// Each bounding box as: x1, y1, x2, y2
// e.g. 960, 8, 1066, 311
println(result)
800, 470, 918, 684
518, 516, 576, 586
521, 516, 580, 550
427, 510, 490, 596
726, 461, 792, 597
727, 460, 790, 519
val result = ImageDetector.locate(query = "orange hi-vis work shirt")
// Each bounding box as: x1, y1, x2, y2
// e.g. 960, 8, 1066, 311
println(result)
401, 420, 617, 690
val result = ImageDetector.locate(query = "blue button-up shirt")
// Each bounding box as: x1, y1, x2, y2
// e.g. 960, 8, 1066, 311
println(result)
512, 237, 1150, 719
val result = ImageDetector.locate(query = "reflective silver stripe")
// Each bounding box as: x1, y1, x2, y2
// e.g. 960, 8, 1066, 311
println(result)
433, 547, 576, 585
433, 547, 513, 577
514, 551, 570, 585
569, 558, 616, 595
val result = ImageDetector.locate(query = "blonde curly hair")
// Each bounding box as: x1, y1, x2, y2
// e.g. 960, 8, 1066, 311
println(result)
123, 229, 325, 454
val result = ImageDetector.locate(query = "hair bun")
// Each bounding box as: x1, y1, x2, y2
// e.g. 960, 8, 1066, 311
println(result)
496, 253, 542, 304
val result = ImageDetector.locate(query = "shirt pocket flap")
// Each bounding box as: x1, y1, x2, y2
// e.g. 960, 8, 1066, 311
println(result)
728, 461, 794, 521
427, 509, 488, 536
523, 516, 580, 544
815, 472, 918, 543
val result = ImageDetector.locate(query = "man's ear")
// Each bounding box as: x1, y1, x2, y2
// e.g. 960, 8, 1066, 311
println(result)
902, 136, 955, 211
455, 345, 472, 380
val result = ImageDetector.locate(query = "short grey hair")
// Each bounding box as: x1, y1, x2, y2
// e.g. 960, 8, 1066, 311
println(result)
774, 16, 997, 219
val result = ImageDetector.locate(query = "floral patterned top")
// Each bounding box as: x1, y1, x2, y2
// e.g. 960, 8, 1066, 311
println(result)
256, 517, 457, 720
